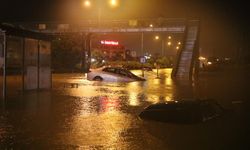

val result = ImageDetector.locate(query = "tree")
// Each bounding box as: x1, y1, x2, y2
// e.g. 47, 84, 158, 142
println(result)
51, 34, 82, 72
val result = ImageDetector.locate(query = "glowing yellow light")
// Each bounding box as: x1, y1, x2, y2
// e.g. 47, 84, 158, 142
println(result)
165, 76, 173, 86
167, 41, 171, 46
207, 61, 212, 65
84, 0, 91, 7
199, 56, 206, 60
129, 92, 139, 106
155, 36, 160, 40
176, 46, 180, 50
110, 0, 118, 7
149, 24, 153, 27
168, 36, 172, 40
178, 42, 181, 45
127, 82, 141, 106
147, 94, 160, 104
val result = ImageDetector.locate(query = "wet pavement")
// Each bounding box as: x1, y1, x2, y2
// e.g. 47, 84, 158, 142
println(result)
0, 68, 250, 149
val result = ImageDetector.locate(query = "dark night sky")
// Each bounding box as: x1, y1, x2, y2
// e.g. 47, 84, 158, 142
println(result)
0, 0, 249, 57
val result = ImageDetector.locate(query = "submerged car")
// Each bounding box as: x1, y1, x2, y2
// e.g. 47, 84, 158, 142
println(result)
87, 67, 146, 82
139, 99, 225, 123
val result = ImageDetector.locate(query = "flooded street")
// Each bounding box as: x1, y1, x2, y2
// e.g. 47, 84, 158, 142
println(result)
1, 68, 250, 149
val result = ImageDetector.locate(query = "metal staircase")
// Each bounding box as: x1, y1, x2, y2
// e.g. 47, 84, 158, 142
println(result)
171, 21, 200, 80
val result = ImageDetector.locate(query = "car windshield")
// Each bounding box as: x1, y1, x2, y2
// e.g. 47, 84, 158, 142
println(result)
200, 101, 223, 116
103, 67, 138, 78
117, 69, 138, 78
117, 69, 129, 76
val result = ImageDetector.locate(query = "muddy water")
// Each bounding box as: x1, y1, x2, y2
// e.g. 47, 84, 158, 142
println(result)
0, 69, 249, 149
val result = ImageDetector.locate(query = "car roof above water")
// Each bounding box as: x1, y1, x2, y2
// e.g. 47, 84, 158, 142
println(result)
145, 99, 219, 110
103, 67, 127, 70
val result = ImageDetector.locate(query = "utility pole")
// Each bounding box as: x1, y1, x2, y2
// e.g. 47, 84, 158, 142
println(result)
161, 36, 165, 56
141, 32, 144, 56
98, 0, 101, 27
82, 33, 92, 73
141, 32, 144, 77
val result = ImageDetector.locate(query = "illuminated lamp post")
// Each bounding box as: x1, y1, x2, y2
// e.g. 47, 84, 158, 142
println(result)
167, 41, 172, 46
82, 0, 120, 72
109, 0, 119, 8
154, 35, 165, 56
83, 0, 119, 26
83, 0, 91, 8
155, 35, 160, 40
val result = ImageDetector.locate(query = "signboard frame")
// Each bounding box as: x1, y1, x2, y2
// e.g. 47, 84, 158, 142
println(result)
140, 57, 146, 64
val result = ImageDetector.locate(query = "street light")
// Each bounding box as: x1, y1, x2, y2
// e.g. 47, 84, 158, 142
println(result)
109, 0, 119, 8
154, 35, 166, 56
83, 0, 120, 26
83, 0, 91, 8
168, 36, 172, 40
167, 41, 172, 46
178, 41, 181, 45
155, 35, 160, 40
149, 24, 153, 28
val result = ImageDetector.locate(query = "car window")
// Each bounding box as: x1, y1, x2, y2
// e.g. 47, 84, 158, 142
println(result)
103, 68, 116, 73
103, 68, 137, 78
118, 69, 128, 76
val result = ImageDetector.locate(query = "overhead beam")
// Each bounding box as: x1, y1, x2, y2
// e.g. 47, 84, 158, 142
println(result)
12, 18, 190, 34
39, 26, 186, 34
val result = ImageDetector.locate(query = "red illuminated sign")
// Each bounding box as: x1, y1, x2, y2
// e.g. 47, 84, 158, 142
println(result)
101, 40, 119, 46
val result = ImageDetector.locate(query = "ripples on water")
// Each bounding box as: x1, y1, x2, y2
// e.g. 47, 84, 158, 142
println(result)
0, 69, 249, 149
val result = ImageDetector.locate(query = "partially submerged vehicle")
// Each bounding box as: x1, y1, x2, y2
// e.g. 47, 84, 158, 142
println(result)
139, 99, 225, 123
87, 67, 146, 82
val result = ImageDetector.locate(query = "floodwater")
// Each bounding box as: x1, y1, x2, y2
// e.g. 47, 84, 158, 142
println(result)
0, 68, 250, 149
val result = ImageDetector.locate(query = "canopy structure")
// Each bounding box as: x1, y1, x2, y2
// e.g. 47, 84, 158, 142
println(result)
0, 24, 51, 100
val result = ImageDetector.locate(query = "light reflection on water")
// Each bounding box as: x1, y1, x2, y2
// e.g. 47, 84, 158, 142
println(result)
69, 106, 129, 148
63, 69, 176, 107
1, 68, 249, 149
128, 91, 140, 106
45, 68, 187, 147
